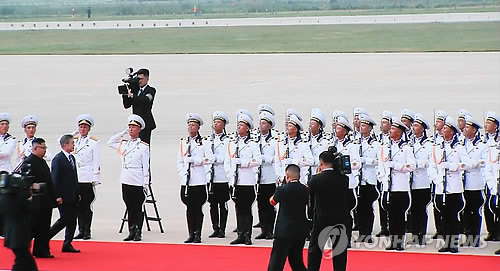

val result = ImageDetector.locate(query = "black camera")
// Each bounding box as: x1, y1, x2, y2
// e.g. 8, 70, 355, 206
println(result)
118, 67, 140, 95
328, 146, 352, 175
0, 164, 45, 195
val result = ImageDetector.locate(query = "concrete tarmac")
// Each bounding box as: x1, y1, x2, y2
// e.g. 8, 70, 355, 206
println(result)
1, 52, 499, 255
0, 12, 498, 31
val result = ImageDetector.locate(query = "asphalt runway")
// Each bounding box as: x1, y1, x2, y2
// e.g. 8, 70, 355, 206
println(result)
1, 52, 499, 255
0, 12, 498, 30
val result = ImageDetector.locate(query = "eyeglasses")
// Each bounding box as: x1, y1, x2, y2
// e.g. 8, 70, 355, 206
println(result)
35, 146, 47, 150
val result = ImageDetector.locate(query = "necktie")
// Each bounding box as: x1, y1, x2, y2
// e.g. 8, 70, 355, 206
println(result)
69, 154, 76, 169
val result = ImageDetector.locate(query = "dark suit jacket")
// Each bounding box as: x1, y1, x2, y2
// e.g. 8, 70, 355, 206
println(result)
0, 190, 35, 249
308, 169, 350, 227
23, 154, 57, 209
273, 181, 309, 240
51, 152, 80, 203
122, 85, 156, 130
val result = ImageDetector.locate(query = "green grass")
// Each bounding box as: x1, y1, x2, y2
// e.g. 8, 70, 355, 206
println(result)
1, 6, 499, 22
0, 22, 498, 54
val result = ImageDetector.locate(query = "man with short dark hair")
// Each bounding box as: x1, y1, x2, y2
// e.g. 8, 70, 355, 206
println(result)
308, 148, 350, 271
122, 68, 156, 144
267, 164, 308, 271
23, 138, 57, 258
49, 134, 81, 253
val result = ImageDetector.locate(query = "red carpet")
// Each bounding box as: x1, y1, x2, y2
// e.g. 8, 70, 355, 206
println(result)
0, 239, 499, 271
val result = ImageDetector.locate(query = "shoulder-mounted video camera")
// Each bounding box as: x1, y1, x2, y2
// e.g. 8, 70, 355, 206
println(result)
118, 67, 140, 95
0, 164, 45, 195
328, 146, 352, 175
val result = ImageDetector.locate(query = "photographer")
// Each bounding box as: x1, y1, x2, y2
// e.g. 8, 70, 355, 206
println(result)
308, 147, 350, 271
0, 172, 41, 271
22, 138, 57, 258
121, 68, 156, 144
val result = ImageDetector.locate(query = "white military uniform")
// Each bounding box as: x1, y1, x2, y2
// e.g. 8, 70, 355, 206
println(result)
177, 136, 214, 187
258, 133, 278, 185
16, 137, 53, 166
74, 135, 101, 184
309, 133, 329, 175
332, 137, 361, 189
210, 133, 229, 184
485, 144, 500, 197
0, 133, 16, 172
275, 136, 313, 185
412, 136, 433, 189
378, 140, 417, 193
359, 135, 381, 186
225, 136, 262, 187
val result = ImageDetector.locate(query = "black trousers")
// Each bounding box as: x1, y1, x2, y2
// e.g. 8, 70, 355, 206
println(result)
410, 188, 431, 236
50, 201, 78, 247
257, 183, 277, 233
357, 184, 379, 236
462, 190, 485, 236
139, 129, 152, 144
122, 184, 146, 231
77, 183, 95, 235
346, 188, 357, 240
308, 224, 348, 271
11, 248, 38, 271
435, 193, 464, 248
377, 182, 388, 231
484, 190, 499, 237
181, 185, 208, 234
208, 182, 230, 232
268, 238, 307, 271
233, 185, 256, 235
382, 191, 410, 237
431, 183, 442, 234
32, 207, 52, 256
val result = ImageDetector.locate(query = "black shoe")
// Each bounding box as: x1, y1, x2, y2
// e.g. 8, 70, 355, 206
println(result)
184, 233, 195, 243
35, 253, 54, 258
230, 234, 246, 245
438, 246, 449, 253
449, 247, 459, 253
255, 231, 268, 240
265, 232, 274, 240
194, 232, 201, 243
218, 231, 226, 238
74, 232, 84, 239
396, 242, 405, 251
253, 222, 261, 228
62, 245, 80, 253
485, 233, 500, 242
83, 233, 91, 240
123, 232, 135, 241
386, 244, 397, 251
495, 248, 500, 255
133, 231, 142, 242
376, 229, 389, 237
209, 230, 219, 238
244, 233, 252, 245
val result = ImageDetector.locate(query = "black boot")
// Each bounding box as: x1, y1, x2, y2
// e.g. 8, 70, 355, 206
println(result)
255, 228, 268, 240
495, 248, 500, 255
265, 226, 274, 240
396, 235, 405, 251
438, 235, 450, 252
83, 228, 91, 240
194, 231, 201, 243
123, 225, 136, 241
385, 236, 396, 250
448, 236, 459, 253
184, 232, 195, 243
244, 232, 252, 245
209, 227, 220, 238
74, 232, 84, 239
230, 232, 246, 245
133, 226, 142, 241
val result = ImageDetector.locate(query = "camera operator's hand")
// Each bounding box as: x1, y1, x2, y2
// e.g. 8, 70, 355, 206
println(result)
127, 89, 134, 98
56, 197, 63, 205
32, 183, 40, 191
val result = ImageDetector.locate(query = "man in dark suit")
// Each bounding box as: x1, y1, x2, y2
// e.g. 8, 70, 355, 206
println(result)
49, 134, 81, 253
122, 68, 156, 144
22, 138, 57, 258
308, 148, 350, 271
267, 164, 308, 271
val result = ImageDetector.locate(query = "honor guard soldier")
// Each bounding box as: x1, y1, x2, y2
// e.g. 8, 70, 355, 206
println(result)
71, 114, 100, 240
378, 117, 416, 250
330, 116, 360, 245
108, 114, 150, 242
255, 111, 279, 240
176, 113, 214, 243
0, 113, 16, 236
355, 114, 381, 243
353, 107, 369, 140
207, 111, 230, 239
0, 113, 16, 172
308, 109, 329, 176
431, 109, 448, 238
376, 110, 393, 237
331, 110, 349, 144
275, 114, 313, 185
408, 113, 433, 245
484, 111, 500, 241
225, 113, 262, 245
434, 110, 448, 145
457, 109, 471, 140
428, 116, 472, 253
16, 115, 52, 168
484, 130, 500, 245
460, 115, 487, 247
401, 109, 415, 141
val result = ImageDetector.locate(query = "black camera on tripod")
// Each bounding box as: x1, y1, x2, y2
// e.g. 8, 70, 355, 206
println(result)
328, 146, 352, 175
118, 67, 140, 95
0, 164, 45, 196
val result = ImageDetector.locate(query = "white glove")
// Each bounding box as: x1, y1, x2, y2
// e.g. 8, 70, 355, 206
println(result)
121, 128, 129, 136
360, 157, 366, 164
282, 158, 292, 165
386, 161, 394, 168
233, 158, 242, 165
184, 156, 194, 164
441, 162, 450, 169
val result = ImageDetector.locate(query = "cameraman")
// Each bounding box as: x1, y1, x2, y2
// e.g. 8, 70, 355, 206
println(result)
122, 68, 156, 144
308, 147, 350, 271
0, 174, 41, 271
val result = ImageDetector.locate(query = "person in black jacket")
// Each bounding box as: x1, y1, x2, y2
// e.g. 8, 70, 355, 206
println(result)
308, 148, 350, 271
22, 138, 57, 258
122, 68, 156, 144
0, 177, 39, 271
267, 164, 308, 271
49, 134, 81, 253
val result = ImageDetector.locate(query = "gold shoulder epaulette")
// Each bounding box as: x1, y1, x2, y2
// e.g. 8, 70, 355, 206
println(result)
73, 135, 80, 139
90, 136, 99, 141
141, 141, 150, 146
